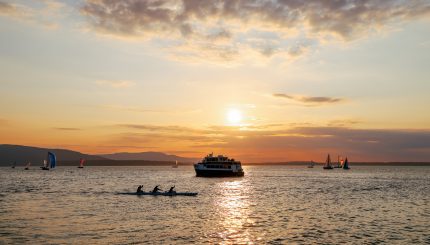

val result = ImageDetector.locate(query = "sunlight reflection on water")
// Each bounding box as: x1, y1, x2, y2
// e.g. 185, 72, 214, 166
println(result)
213, 180, 258, 244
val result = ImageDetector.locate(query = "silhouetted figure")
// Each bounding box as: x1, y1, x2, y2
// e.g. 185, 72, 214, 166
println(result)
168, 185, 176, 193
152, 185, 161, 193
136, 185, 143, 193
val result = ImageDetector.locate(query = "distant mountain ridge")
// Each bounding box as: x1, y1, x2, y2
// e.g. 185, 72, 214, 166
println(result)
0, 144, 199, 167
0, 144, 106, 166
99, 151, 199, 162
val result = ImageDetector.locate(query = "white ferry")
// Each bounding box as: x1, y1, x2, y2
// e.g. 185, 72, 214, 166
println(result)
194, 153, 244, 177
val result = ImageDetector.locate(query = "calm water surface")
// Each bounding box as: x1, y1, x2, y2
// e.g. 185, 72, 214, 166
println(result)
0, 166, 429, 244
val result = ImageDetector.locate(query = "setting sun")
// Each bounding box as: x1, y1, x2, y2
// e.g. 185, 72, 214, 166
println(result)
227, 109, 243, 125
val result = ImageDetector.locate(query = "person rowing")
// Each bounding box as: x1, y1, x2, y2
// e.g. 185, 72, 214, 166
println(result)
152, 185, 162, 193
168, 185, 176, 193
136, 185, 143, 193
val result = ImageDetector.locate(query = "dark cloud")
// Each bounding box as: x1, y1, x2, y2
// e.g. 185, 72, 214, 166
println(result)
0, 1, 14, 14
80, 0, 430, 62
273, 93, 344, 105
109, 122, 430, 161
216, 127, 430, 162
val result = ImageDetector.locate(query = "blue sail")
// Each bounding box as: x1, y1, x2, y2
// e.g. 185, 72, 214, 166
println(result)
48, 152, 56, 169
343, 157, 350, 169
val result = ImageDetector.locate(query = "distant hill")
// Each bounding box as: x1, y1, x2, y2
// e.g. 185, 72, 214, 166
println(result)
0, 144, 106, 166
100, 151, 199, 163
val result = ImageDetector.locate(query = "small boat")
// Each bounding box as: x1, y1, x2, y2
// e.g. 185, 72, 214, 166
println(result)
11, 161, 16, 169
334, 155, 342, 168
118, 191, 198, 196
172, 160, 178, 168
78, 158, 85, 168
307, 160, 315, 168
323, 154, 334, 170
343, 157, 350, 170
24, 162, 31, 170
41, 152, 56, 170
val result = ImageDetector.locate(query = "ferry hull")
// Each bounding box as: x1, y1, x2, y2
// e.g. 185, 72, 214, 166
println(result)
195, 169, 244, 177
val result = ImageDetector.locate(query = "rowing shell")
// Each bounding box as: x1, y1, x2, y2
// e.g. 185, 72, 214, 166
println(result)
118, 192, 198, 196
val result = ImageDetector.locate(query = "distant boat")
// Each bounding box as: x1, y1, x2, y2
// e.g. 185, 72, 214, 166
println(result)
323, 154, 334, 170
343, 157, 350, 170
308, 160, 315, 168
24, 162, 31, 170
334, 155, 342, 168
172, 160, 178, 168
78, 158, 85, 168
41, 152, 56, 171
11, 161, 16, 169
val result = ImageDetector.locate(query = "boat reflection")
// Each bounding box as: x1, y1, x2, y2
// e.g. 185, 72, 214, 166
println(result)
212, 179, 261, 244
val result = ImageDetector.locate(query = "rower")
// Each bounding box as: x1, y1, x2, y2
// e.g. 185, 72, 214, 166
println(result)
152, 185, 161, 193
168, 185, 175, 193
136, 185, 143, 193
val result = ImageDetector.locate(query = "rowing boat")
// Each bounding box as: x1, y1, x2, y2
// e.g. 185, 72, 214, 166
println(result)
118, 191, 198, 196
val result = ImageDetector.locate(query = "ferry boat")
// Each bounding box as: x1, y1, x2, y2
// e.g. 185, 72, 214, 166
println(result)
194, 153, 244, 177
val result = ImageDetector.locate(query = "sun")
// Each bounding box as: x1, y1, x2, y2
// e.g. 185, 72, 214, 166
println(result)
227, 108, 242, 125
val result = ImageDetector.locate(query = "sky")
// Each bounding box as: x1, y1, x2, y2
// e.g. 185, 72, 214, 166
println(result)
1, 0, 430, 162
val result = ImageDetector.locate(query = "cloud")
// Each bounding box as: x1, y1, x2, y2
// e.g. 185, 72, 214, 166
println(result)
80, 0, 430, 63
273, 93, 344, 106
95, 80, 135, 88
0, 0, 65, 29
96, 105, 200, 114
53, 127, 81, 131
105, 123, 430, 162
116, 124, 205, 134
0, 1, 15, 15
327, 119, 362, 127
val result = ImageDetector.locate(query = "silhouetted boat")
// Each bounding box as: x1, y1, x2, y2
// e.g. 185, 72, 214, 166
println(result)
41, 152, 56, 170
308, 160, 315, 168
24, 162, 31, 170
343, 157, 350, 170
323, 154, 334, 170
11, 161, 16, 169
172, 160, 178, 168
78, 158, 85, 168
334, 155, 343, 168
118, 191, 198, 196
194, 153, 244, 177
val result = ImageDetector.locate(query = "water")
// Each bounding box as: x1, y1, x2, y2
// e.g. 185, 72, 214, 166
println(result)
1, 166, 429, 244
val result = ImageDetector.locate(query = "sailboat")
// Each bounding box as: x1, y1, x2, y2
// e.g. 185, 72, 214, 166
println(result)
323, 154, 334, 170
41, 152, 56, 171
172, 160, 179, 168
11, 161, 16, 168
24, 162, 31, 170
334, 155, 342, 168
78, 158, 85, 168
307, 160, 315, 168
343, 157, 350, 170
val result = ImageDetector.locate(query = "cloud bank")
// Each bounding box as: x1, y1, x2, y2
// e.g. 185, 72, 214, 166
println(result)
108, 123, 430, 162
80, 0, 430, 63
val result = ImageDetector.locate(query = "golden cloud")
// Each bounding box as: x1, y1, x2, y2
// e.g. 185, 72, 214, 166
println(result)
80, 0, 430, 63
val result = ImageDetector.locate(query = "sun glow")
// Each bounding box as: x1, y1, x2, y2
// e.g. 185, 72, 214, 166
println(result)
227, 108, 242, 125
